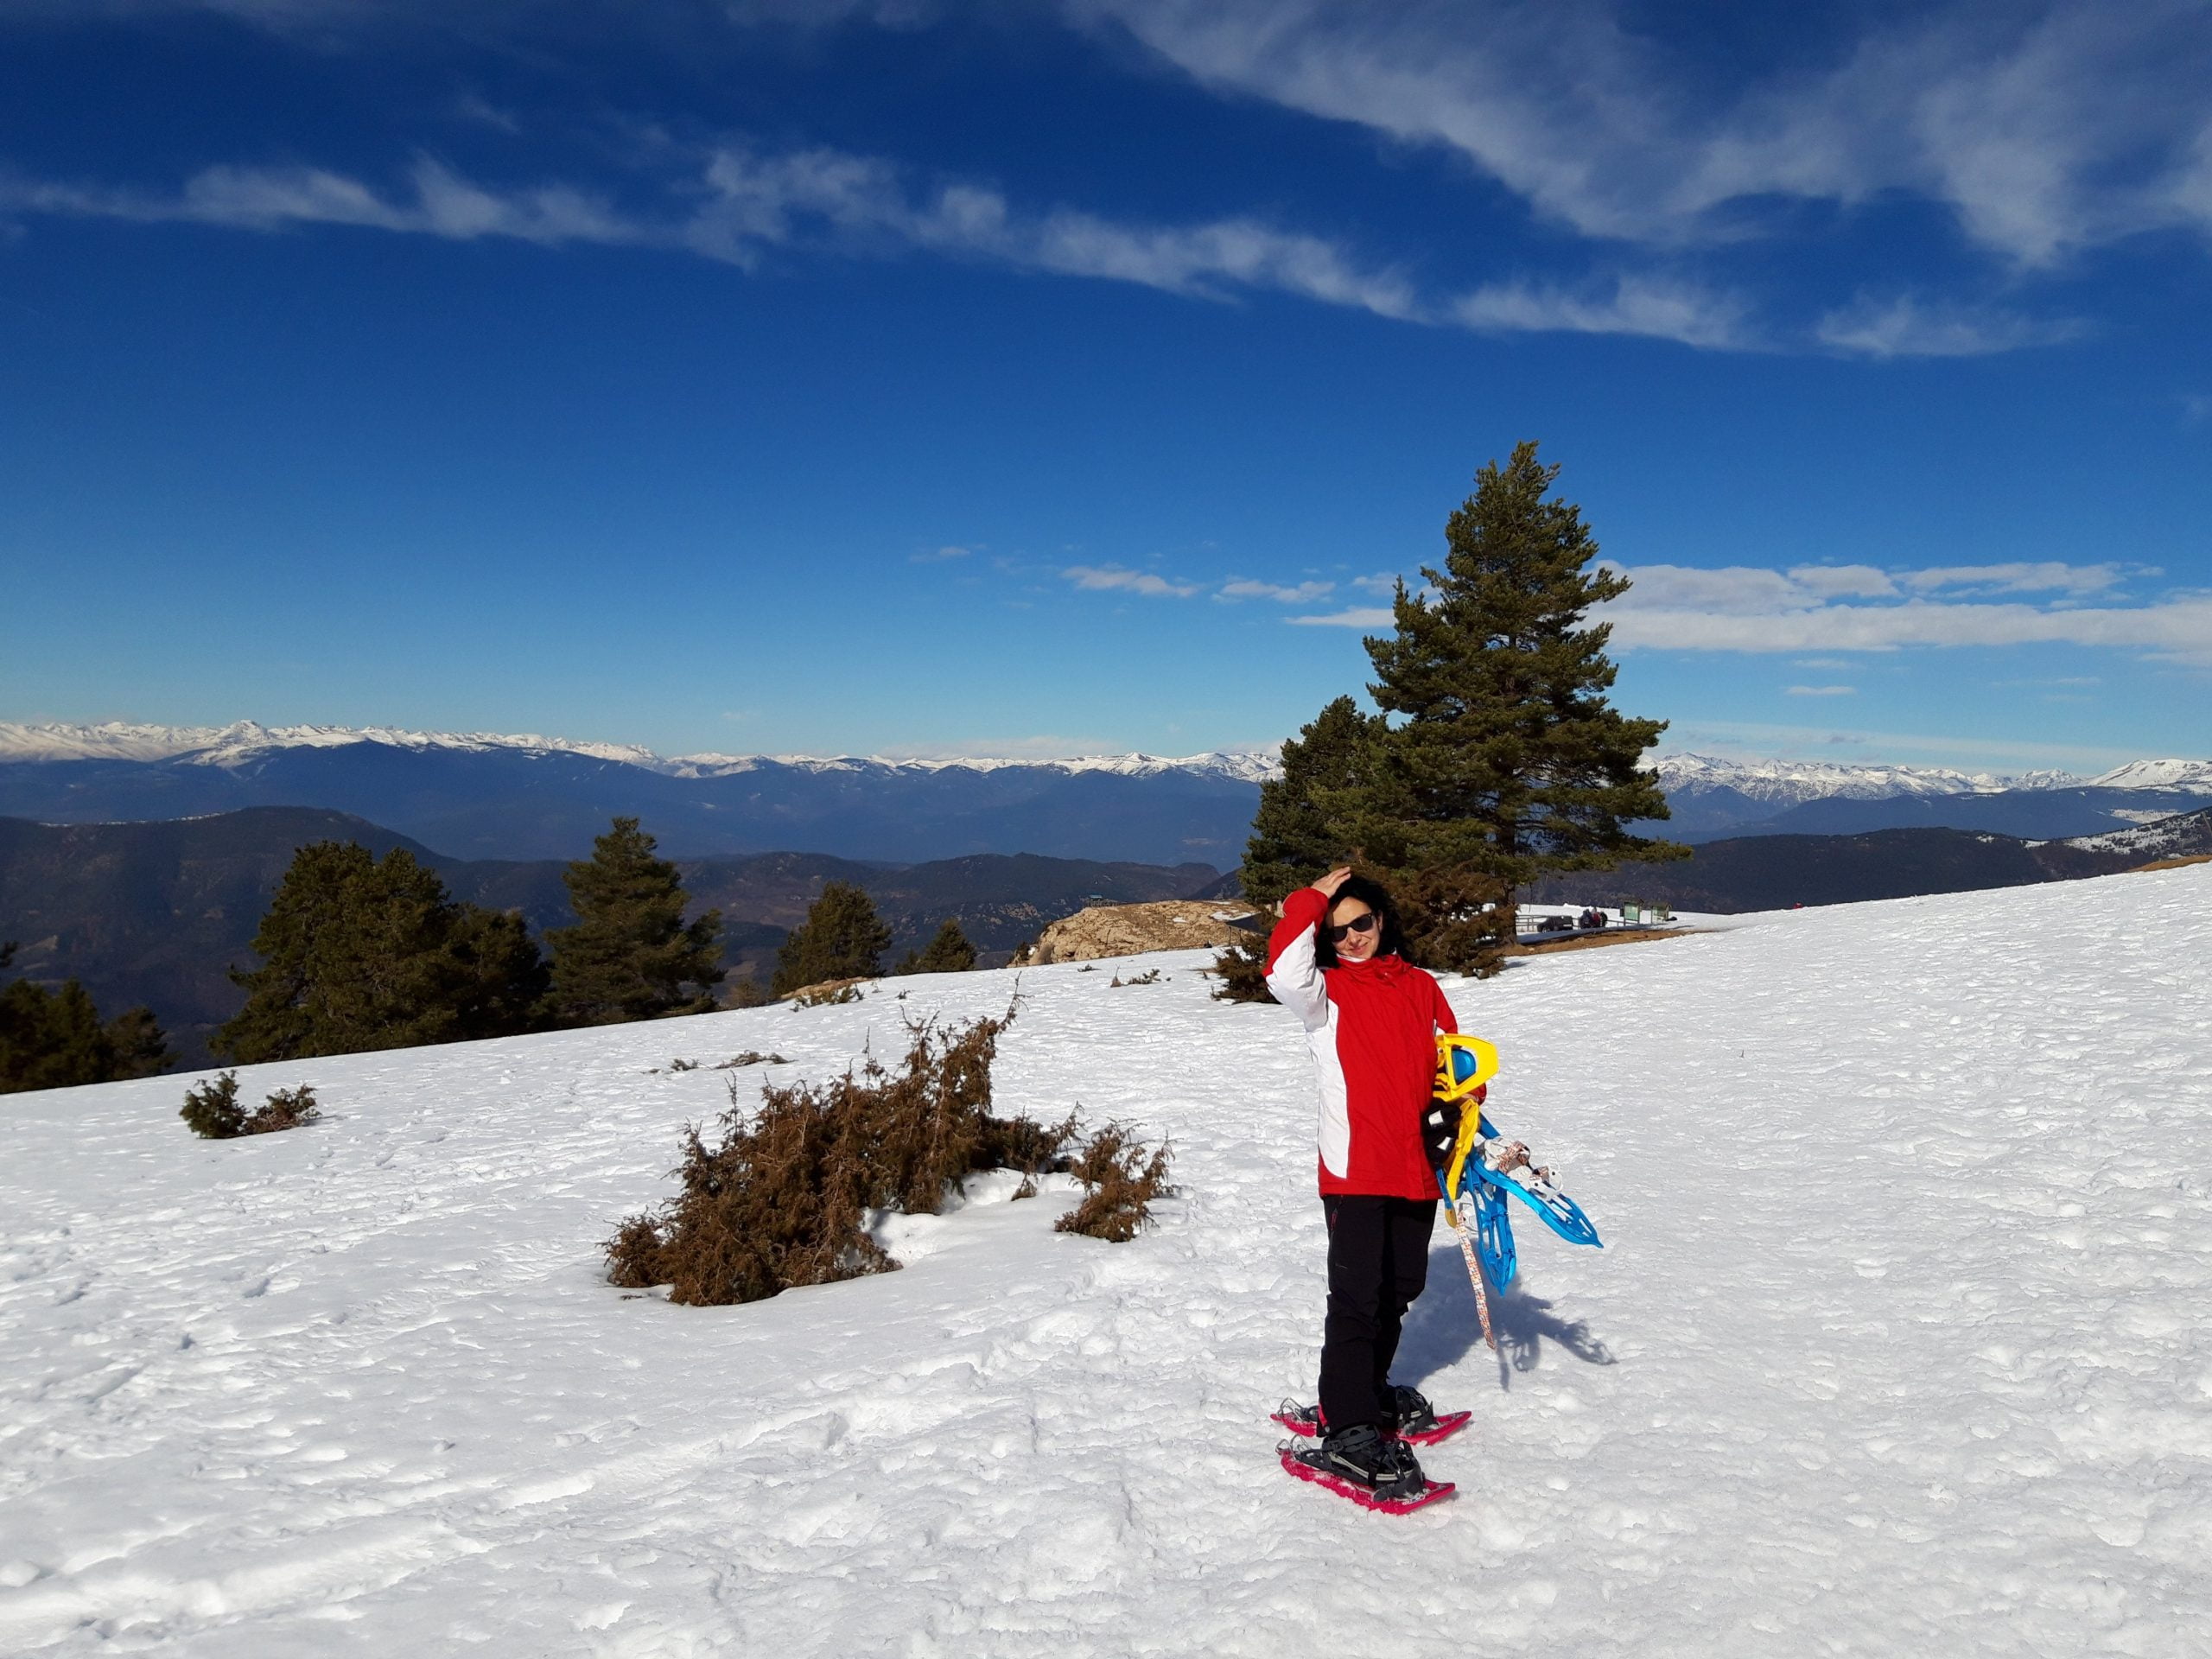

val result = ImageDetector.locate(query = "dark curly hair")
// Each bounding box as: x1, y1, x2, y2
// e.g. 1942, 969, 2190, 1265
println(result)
1313, 873, 1409, 968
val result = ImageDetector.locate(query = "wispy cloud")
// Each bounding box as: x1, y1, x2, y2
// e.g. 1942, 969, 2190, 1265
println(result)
1217, 578, 1335, 603
1286, 606, 1395, 630
0, 146, 1840, 355
1061, 563, 1201, 598
1451, 276, 1753, 350
1079, 0, 2212, 267
1815, 295, 2087, 359
1897, 563, 2137, 596
1786, 684, 1858, 696
1601, 559, 2212, 664
0, 145, 1429, 324
911, 544, 975, 562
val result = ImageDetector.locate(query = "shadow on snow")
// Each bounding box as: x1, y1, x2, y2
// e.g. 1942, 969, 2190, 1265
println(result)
1397, 1243, 1616, 1393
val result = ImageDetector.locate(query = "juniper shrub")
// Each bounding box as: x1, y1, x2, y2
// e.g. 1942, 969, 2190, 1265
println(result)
1208, 931, 1276, 1004
180, 1073, 321, 1138
605, 1003, 1165, 1304
1054, 1121, 1176, 1243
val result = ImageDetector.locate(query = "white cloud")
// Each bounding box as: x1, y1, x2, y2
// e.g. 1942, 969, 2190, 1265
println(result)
1815, 295, 2087, 359
1217, 578, 1335, 603
1786, 565, 1898, 600
1897, 562, 2134, 596
1286, 606, 1395, 629
1786, 684, 1858, 696
1451, 276, 1752, 351
1603, 563, 1817, 615
911, 544, 974, 562
1, 144, 1429, 325
1062, 564, 1201, 598
1077, 0, 2212, 266
0, 140, 2084, 359
4, 156, 645, 246
1608, 593, 2212, 664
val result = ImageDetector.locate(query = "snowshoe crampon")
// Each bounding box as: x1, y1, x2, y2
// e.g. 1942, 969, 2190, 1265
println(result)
1271, 1398, 1470, 1448
1278, 1440, 1455, 1514
1466, 1156, 1603, 1250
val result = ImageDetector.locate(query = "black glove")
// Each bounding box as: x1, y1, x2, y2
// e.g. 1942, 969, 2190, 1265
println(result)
1421, 1096, 1461, 1171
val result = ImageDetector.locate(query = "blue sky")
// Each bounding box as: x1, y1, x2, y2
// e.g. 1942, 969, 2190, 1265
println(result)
3, 1, 2209, 773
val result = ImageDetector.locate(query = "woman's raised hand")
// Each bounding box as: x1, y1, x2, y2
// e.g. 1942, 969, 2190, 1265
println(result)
1311, 867, 1354, 899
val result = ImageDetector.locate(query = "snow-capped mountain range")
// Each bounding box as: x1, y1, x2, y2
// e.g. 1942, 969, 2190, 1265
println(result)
0, 721, 1281, 785
6, 721, 2208, 798
1650, 751, 2212, 803
2, 721, 2207, 863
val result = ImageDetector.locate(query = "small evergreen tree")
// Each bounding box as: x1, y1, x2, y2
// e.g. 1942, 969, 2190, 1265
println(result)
180, 1072, 322, 1138
216, 842, 548, 1062
895, 918, 979, 976
180, 1071, 246, 1138
1239, 695, 1384, 910
1342, 442, 1685, 975
772, 882, 892, 995
0, 943, 174, 1093
543, 818, 722, 1026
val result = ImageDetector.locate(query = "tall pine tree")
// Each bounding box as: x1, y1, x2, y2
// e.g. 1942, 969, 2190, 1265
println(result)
543, 818, 723, 1026
1344, 441, 1683, 974
217, 843, 550, 1061
772, 882, 893, 995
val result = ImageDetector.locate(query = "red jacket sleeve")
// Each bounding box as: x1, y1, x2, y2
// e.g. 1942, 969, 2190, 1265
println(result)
1430, 973, 1458, 1034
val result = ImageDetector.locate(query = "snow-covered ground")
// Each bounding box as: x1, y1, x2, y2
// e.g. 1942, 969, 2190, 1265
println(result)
4, 868, 2210, 1656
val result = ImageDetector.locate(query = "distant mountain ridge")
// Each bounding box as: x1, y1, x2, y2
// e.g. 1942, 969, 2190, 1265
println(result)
0, 723, 1274, 865
1649, 752, 2212, 841
3, 721, 2206, 863
1525, 806, 2212, 915
0, 721, 1281, 783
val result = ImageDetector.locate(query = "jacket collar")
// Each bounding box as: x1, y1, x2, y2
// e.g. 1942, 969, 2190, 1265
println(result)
1328, 950, 1407, 982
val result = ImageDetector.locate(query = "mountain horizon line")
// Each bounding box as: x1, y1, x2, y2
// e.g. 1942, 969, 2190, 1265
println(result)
3, 717, 2208, 797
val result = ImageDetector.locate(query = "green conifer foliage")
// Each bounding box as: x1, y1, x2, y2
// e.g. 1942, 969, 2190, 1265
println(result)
1345, 442, 1685, 975
895, 918, 979, 976
215, 842, 549, 1062
0, 943, 174, 1093
1238, 695, 1383, 910
772, 882, 893, 995
543, 818, 723, 1026
101, 1006, 175, 1080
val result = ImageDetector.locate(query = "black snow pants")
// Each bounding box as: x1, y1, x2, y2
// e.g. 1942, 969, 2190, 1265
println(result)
1318, 1194, 1437, 1432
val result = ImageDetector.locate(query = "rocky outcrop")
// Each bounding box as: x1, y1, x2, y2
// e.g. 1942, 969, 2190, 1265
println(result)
1018, 900, 1261, 965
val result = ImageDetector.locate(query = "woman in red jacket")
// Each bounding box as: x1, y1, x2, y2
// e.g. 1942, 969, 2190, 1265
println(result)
1266, 866, 1458, 1499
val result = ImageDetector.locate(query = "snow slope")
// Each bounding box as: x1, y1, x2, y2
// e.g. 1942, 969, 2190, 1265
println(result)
4, 868, 2210, 1656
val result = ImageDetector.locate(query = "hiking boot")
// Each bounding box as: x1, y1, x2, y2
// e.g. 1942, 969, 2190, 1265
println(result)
1382, 1383, 1440, 1440
1317, 1422, 1424, 1501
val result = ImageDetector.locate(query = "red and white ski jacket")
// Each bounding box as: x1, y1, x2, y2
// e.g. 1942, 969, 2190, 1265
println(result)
1265, 886, 1458, 1201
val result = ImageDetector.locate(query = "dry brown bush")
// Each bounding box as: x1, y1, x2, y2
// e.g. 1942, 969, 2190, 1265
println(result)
1054, 1121, 1175, 1243
248, 1084, 321, 1134
607, 1003, 1173, 1301
607, 1003, 1103, 1305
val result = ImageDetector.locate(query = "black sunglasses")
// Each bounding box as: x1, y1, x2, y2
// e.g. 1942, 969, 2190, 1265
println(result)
1328, 912, 1378, 943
